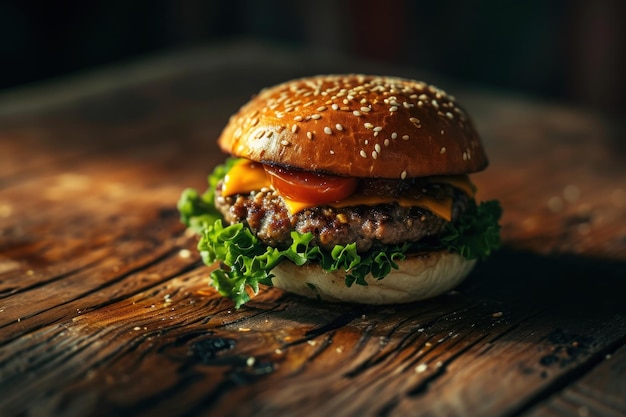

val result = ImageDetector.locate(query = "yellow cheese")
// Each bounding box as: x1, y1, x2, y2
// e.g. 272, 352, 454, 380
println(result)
221, 159, 268, 197
281, 197, 317, 215
220, 159, 471, 221
283, 194, 453, 221
333, 194, 454, 222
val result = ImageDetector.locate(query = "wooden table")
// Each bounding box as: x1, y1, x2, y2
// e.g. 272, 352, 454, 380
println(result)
1, 42, 625, 417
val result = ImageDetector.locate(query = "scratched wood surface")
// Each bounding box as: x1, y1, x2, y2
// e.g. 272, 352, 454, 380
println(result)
1, 42, 625, 417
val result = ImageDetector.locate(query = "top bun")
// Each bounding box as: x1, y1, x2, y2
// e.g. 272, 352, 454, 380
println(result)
218, 75, 487, 179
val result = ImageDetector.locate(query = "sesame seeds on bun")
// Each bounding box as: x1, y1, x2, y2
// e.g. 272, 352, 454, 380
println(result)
218, 74, 488, 179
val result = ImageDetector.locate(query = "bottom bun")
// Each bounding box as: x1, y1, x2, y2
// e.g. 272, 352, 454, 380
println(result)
269, 251, 476, 304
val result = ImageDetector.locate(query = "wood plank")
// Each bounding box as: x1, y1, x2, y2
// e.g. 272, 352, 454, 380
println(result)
1, 246, 624, 416
521, 343, 626, 417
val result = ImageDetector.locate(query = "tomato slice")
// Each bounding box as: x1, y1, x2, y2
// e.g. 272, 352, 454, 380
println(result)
263, 165, 359, 204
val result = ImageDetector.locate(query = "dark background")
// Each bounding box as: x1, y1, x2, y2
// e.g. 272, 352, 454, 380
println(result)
1, 0, 624, 117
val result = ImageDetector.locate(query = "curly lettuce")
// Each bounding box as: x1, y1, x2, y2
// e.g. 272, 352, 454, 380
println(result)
178, 160, 502, 307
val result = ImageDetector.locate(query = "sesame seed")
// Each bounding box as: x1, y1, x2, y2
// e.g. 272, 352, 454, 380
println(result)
373, 131, 379, 137
307, 131, 314, 140
291, 124, 299, 133
353, 111, 362, 117
324, 127, 332, 135
360, 98, 367, 104
462, 152, 467, 160
331, 103, 339, 110
440, 147, 446, 154
372, 151, 378, 159
402, 135, 409, 140
281, 140, 290, 146
401, 171, 407, 180
409, 117, 420, 124
335, 123, 344, 131
360, 106, 371, 113
403, 102, 414, 108
415, 363, 428, 373
375, 144, 381, 153
341, 106, 350, 111
311, 114, 321, 120
347, 94, 355, 100
360, 150, 367, 158
446, 112, 454, 119
364, 140, 369, 145
330, 150, 335, 155
294, 115, 303, 122
391, 132, 398, 139
389, 106, 398, 112
440, 129, 445, 135
364, 122, 374, 129
317, 106, 327, 112
384, 139, 390, 146
373, 126, 382, 132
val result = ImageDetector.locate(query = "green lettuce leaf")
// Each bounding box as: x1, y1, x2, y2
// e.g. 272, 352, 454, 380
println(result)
177, 158, 238, 232
178, 159, 502, 307
441, 200, 502, 260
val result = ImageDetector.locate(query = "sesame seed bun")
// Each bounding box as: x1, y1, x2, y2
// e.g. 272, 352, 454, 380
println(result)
269, 251, 476, 304
218, 74, 488, 179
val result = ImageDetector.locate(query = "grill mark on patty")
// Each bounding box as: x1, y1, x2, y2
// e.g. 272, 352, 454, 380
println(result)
215, 182, 470, 252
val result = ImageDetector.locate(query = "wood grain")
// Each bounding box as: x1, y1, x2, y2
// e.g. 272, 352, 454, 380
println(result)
0, 43, 625, 417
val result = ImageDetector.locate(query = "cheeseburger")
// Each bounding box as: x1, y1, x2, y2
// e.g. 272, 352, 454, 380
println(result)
179, 75, 501, 307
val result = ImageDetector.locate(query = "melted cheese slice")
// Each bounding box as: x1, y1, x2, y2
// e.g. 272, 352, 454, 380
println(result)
221, 159, 474, 222
222, 159, 269, 196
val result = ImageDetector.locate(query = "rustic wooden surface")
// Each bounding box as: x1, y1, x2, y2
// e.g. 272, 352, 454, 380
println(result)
1, 42, 625, 417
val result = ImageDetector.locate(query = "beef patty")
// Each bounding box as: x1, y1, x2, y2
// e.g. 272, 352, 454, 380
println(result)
214, 179, 471, 252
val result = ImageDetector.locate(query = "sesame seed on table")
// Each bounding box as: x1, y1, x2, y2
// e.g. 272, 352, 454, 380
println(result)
0, 42, 625, 417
